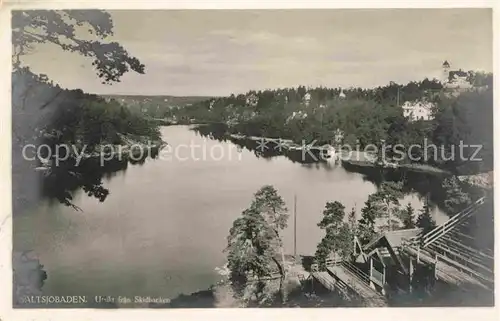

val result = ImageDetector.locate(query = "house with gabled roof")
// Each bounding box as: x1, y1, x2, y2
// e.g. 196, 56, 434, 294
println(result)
352, 228, 423, 293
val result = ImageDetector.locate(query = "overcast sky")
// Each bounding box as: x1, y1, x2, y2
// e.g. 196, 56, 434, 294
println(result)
21, 9, 492, 96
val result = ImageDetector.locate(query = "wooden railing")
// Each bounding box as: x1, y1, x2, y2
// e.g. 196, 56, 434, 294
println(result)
341, 260, 371, 286
405, 197, 485, 248
421, 197, 484, 248
311, 256, 343, 271
400, 197, 493, 287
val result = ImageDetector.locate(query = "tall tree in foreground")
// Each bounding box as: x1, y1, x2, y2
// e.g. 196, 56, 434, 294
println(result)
314, 201, 352, 270
226, 206, 274, 302
371, 181, 404, 232
347, 207, 358, 236
12, 10, 144, 81
252, 185, 289, 303
225, 185, 289, 304
12, 10, 146, 211
357, 195, 380, 244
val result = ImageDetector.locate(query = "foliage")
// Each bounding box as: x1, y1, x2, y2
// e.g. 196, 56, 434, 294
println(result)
441, 176, 472, 215
416, 197, 436, 235
225, 186, 289, 303
226, 206, 275, 281
431, 89, 493, 173
253, 185, 289, 232
371, 181, 404, 232
314, 201, 353, 270
172, 73, 493, 175
12, 10, 144, 83
347, 207, 357, 235
398, 203, 416, 229
11, 10, 153, 212
357, 195, 381, 244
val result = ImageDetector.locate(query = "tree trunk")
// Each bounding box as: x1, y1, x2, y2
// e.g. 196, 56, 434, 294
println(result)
280, 243, 287, 303
272, 251, 287, 304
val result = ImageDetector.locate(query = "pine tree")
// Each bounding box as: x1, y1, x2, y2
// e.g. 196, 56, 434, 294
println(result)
314, 201, 352, 270
226, 185, 289, 303
347, 207, 357, 235
416, 198, 436, 235
399, 203, 416, 229
371, 181, 404, 232
357, 195, 380, 244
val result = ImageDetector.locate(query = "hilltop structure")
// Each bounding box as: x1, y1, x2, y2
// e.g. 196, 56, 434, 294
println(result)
441, 60, 473, 95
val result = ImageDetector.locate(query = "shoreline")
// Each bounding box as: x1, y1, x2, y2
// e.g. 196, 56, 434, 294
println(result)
224, 131, 450, 176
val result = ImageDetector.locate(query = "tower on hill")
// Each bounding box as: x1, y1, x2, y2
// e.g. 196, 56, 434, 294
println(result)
442, 60, 450, 83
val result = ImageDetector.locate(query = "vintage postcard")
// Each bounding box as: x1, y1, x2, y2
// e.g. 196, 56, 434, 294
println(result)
0, 0, 498, 320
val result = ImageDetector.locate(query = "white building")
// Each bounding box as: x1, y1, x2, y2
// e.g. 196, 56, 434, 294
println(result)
339, 89, 346, 99
441, 60, 473, 94
402, 100, 435, 121
333, 129, 344, 144
246, 93, 259, 107
286, 111, 308, 123
303, 92, 312, 106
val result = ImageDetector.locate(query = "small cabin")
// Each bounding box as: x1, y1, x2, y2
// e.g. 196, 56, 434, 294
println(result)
353, 228, 423, 293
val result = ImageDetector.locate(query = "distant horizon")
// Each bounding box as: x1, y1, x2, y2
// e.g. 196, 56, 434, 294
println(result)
90, 72, 488, 98
20, 9, 492, 97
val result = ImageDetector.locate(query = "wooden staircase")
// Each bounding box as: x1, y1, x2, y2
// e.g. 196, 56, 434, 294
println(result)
417, 197, 485, 248
402, 197, 493, 289
311, 258, 387, 306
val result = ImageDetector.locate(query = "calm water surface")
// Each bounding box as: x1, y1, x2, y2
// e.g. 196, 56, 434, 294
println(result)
14, 125, 448, 302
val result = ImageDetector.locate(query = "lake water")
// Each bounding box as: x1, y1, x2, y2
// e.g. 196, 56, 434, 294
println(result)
13, 125, 448, 304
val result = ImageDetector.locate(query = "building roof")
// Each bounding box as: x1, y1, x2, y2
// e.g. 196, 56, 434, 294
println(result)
363, 228, 422, 251
385, 228, 422, 247
448, 70, 468, 80
443, 60, 450, 67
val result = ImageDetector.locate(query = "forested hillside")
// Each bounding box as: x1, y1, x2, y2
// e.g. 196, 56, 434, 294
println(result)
101, 94, 212, 119
172, 75, 493, 175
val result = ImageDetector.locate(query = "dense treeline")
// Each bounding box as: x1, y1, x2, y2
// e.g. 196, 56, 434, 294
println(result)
12, 68, 162, 213
13, 68, 160, 150
104, 95, 211, 120
12, 10, 150, 304
174, 74, 492, 174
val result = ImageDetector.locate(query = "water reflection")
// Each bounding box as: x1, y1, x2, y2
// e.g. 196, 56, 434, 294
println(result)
38, 145, 162, 210
192, 123, 457, 214
14, 125, 453, 305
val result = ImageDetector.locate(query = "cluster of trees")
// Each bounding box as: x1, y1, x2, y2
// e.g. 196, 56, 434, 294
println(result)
176, 79, 444, 123
13, 68, 160, 150
225, 182, 474, 304
313, 180, 438, 270
431, 89, 493, 174
103, 95, 211, 120
314, 175, 476, 269
225, 185, 289, 304
12, 10, 154, 213
225, 174, 476, 304
174, 73, 492, 174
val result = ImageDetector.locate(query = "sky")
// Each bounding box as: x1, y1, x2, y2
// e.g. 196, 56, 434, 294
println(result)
20, 9, 493, 96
